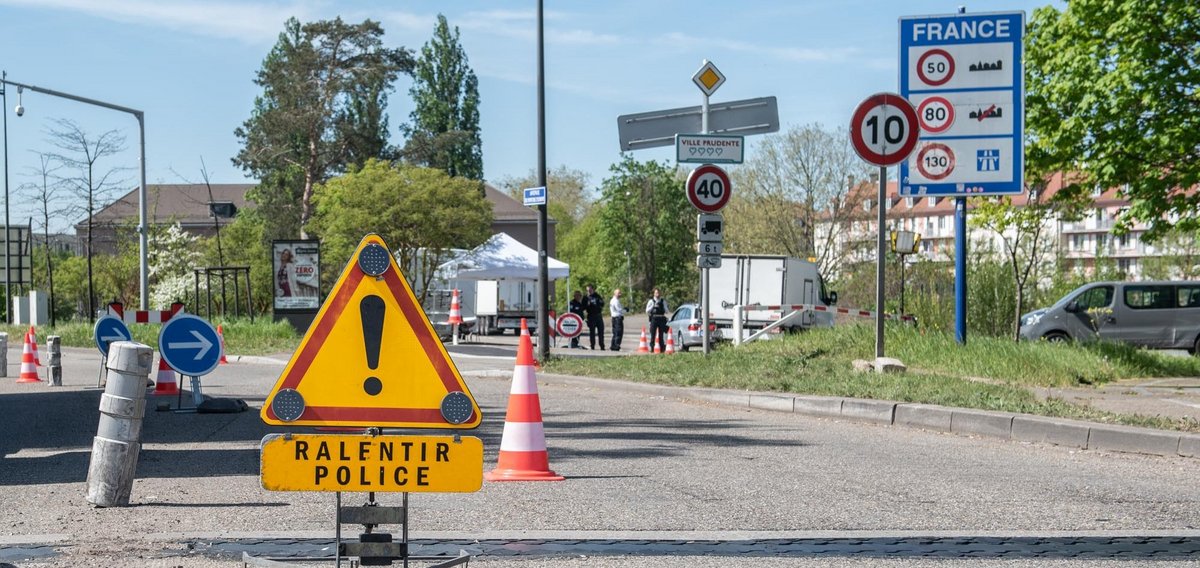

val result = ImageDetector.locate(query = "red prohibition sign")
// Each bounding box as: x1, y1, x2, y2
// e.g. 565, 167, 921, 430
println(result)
916, 49, 955, 86
686, 164, 732, 213
917, 96, 955, 134
555, 312, 584, 339
849, 93, 920, 167
916, 143, 956, 181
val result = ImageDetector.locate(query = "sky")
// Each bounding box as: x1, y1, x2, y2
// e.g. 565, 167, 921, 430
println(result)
0, 0, 1058, 232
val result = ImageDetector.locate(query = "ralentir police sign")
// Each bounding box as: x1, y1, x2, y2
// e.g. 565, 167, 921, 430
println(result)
260, 433, 483, 493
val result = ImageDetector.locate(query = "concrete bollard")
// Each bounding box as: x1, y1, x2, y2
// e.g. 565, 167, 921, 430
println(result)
0, 332, 7, 378
47, 336, 62, 386
85, 341, 154, 507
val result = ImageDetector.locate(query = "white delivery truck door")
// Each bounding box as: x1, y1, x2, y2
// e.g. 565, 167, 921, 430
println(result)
476, 280, 499, 316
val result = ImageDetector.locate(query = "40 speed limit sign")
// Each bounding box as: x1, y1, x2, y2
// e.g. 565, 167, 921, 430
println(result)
850, 93, 919, 166
686, 164, 731, 213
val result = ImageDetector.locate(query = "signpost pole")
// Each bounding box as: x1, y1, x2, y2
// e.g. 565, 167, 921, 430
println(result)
955, 197, 967, 344
875, 166, 887, 359
535, 0, 550, 361
701, 85, 711, 356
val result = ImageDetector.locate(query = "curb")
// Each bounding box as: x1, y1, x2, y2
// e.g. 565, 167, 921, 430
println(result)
521, 372, 1200, 460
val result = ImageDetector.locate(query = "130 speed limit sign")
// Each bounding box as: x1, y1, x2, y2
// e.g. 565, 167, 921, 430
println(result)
686, 164, 731, 213
849, 93, 919, 167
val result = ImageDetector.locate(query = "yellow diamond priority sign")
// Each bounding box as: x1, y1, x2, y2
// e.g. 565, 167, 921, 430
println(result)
692, 60, 726, 97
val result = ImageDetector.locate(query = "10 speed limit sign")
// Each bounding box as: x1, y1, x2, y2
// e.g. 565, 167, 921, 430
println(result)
849, 93, 919, 166
686, 164, 731, 213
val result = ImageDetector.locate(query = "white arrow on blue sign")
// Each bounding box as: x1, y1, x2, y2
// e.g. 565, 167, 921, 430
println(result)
93, 315, 132, 357
158, 314, 222, 376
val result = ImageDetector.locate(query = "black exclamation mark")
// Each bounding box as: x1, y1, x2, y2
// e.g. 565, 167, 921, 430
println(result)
361, 295, 385, 396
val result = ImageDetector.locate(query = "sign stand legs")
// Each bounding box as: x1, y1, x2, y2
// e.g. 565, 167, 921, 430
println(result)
955, 197, 968, 344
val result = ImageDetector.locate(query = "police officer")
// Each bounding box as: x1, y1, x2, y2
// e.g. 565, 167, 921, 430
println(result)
644, 287, 670, 353
583, 284, 606, 350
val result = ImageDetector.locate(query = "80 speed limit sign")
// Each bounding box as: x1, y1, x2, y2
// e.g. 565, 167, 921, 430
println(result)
685, 164, 731, 213
849, 93, 919, 167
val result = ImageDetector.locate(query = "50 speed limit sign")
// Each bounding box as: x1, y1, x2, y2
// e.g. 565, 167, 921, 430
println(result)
686, 164, 731, 213
849, 93, 919, 167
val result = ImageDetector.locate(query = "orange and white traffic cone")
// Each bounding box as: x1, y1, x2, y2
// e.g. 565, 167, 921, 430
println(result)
217, 324, 229, 365
448, 289, 463, 345
17, 331, 39, 383
485, 318, 563, 482
636, 327, 650, 354
665, 332, 676, 354
29, 326, 41, 366
153, 356, 179, 395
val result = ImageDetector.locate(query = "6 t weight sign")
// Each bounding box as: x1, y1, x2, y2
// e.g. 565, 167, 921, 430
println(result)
686, 164, 732, 213
850, 93, 919, 166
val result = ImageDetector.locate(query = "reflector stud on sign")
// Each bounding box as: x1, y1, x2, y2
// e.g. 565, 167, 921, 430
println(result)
273, 389, 305, 422
441, 392, 473, 424
358, 243, 391, 276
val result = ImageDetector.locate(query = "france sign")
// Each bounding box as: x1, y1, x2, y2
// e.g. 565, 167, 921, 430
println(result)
899, 11, 1025, 196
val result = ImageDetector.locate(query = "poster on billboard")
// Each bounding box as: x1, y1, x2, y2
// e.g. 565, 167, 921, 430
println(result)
273, 240, 321, 311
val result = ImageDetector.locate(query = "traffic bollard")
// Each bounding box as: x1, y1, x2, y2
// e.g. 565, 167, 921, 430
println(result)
0, 332, 7, 378
85, 341, 153, 507
47, 336, 62, 386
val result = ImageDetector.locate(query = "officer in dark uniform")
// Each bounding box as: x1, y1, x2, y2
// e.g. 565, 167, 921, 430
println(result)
568, 291, 585, 348
583, 284, 606, 350
645, 287, 670, 353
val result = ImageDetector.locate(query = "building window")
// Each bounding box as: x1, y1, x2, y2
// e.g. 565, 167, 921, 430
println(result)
938, 216, 946, 230
863, 199, 872, 212
927, 197, 936, 207
1117, 234, 1129, 249
905, 197, 914, 208
1092, 184, 1103, 197
1072, 234, 1084, 250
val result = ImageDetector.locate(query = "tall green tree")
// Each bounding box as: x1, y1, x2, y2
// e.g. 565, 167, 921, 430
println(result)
401, 14, 483, 180
308, 159, 492, 302
597, 156, 694, 302
1026, 1, 1200, 240
233, 17, 413, 238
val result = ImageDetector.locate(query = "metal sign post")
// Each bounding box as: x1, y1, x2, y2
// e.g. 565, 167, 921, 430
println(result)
692, 60, 725, 356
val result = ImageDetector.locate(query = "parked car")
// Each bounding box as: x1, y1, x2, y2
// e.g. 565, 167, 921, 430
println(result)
1019, 281, 1200, 351
665, 303, 717, 351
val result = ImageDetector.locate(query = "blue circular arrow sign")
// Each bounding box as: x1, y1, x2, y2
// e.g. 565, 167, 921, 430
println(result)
93, 315, 132, 357
158, 314, 221, 376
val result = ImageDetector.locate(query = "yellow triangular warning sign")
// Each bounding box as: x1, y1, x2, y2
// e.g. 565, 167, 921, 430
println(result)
261, 234, 481, 429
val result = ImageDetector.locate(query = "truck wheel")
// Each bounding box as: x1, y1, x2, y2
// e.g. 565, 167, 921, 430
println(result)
1043, 331, 1069, 343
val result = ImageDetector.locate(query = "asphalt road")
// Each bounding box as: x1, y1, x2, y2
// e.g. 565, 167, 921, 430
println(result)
1, 343, 1199, 567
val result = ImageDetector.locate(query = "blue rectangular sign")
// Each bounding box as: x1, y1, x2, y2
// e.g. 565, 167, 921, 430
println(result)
898, 11, 1024, 196
522, 186, 546, 206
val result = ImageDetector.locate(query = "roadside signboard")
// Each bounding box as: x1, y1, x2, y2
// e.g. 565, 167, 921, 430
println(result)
696, 256, 722, 269
696, 214, 724, 242
692, 60, 726, 96
696, 242, 724, 255
158, 314, 221, 376
273, 240, 321, 311
260, 433, 483, 493
899, 11, 1025, 196
686, 164, 732, 213
676, 134, 744, 164
850, 93, 920, 167
522, 186, 546, 206
554, 312, 584, 338
617, 96, 779, 151
93, 315, 132, 358
261, 235, 482, 430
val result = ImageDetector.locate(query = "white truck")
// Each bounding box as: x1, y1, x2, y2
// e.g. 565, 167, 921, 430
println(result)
708, 255, 838, 339
474, 279, 539, 334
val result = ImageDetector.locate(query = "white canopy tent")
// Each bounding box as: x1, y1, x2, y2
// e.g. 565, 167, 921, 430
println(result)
442, 232, 570, 281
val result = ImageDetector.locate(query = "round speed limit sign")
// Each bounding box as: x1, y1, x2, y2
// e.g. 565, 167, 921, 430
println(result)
849, 93, 919, 167
555, 312, 584, 339
917, 96, 955, 134
685, 164, 731, 213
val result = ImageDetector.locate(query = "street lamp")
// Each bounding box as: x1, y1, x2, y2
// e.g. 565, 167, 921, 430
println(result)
1, 76, 150, 312
891, 229, 920, 316
1, 73, 10, 323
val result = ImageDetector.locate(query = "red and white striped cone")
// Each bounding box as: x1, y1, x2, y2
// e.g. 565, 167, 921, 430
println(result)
448, 289, 463, 345
665, 332, 676, 354
29, 326, 42, 366
153, 356, 179, 395
217, 324, 229, 365
636, 327, 650, 354
485, 318, 563, 482
17, 331, 40, 383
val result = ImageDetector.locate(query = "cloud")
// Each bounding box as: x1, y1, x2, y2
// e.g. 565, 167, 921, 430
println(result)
656, 32, 860, 63
0, 0, 324, 43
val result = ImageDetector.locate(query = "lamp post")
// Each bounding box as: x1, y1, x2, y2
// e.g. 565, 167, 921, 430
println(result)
891, 229, 920, 316
0, 77, 149, 311
1, 72, 10, 324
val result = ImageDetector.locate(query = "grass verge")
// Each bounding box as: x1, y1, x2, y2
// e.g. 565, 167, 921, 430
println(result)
5, 318, 299, 356
543, 324, 1200, 433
